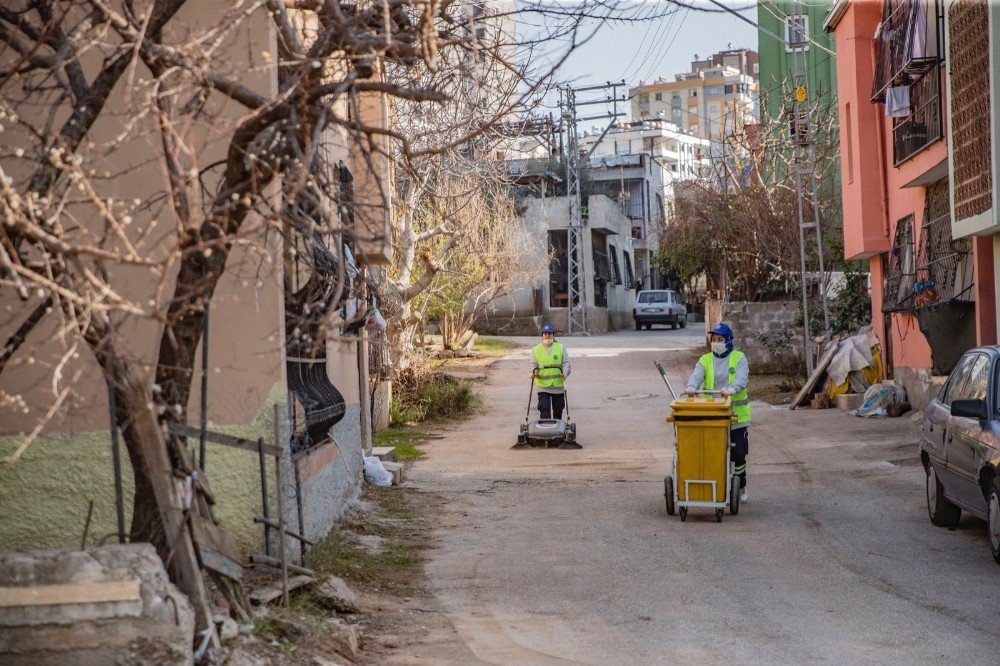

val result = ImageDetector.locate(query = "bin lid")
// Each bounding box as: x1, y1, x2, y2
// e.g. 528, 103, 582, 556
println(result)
668, 395, 732, 419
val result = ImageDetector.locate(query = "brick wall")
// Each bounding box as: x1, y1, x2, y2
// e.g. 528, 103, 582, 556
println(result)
949, 0, 993, 220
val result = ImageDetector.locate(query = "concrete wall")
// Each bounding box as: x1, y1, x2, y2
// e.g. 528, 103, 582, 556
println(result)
481, 195, 637, 334
723, 301, 806, 375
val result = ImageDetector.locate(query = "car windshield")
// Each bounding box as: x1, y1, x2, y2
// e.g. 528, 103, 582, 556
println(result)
638, 292, 670, 303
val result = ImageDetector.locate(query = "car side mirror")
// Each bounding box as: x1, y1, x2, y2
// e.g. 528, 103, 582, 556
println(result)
951, 398, 990, 420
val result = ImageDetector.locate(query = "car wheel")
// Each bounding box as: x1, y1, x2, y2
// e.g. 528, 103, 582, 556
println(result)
926, 466, 961, 527
670, 322, 676, 330
664, 476, 675, 515
989, 477, 1000, 564
680, 319, 687, 329
646, 324, 652, 330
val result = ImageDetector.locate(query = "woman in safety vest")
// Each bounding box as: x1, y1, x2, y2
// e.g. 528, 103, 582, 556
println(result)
531, 324, 572, 420
684, 322, 751, 503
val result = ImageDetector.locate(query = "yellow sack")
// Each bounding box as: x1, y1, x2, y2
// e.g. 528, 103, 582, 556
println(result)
826, 343, 884, 401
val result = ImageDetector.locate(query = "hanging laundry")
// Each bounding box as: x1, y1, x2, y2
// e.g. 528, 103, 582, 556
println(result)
885, 86, 910, 117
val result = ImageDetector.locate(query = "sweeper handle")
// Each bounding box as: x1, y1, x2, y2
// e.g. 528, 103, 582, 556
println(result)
525, 366, 538, 423
653, 361, 678, 400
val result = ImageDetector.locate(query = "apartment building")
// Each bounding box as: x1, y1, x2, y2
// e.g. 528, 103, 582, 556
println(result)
826, 0, 999, 408
631, 51, 760, 143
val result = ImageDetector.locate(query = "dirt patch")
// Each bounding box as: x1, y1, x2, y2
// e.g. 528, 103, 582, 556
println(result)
224, 486, 459, 665
753, 373, 803, 406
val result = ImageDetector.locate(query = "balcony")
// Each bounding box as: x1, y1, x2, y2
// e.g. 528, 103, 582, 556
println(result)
892, 67, 942, 165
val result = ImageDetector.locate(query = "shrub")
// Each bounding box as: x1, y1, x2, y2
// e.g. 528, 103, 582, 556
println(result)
390, 368, 480, 425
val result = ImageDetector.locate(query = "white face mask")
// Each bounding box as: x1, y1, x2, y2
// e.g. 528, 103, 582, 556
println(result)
542, 337, 553, 347
711, 341, 728, 355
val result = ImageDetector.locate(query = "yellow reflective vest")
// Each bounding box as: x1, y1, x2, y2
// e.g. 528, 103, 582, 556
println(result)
699, 351, 751, 425
533, 342, 565, 389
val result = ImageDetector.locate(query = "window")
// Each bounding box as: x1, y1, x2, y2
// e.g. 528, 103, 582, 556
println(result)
943, 353, 989, 405
672, 108, 681, 117
724, 84, 733, 95
753, 62, 759, 74
785, 14, 809, 52
654, 92, 663, 101
623, 252, 635, 287
608, 244, 622, 285
690, 90, 698, 98
892, 67, 942, 165
882, 215, 916, 312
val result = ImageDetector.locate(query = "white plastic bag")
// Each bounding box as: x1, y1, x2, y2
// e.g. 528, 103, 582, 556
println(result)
363, 455, 393, 487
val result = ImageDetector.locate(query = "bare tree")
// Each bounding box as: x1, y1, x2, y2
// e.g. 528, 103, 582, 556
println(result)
661, 86, 842, 302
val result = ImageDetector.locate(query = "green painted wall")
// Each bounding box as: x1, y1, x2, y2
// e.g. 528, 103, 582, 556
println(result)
0, 385, 283, 555
757, 0, 839, 123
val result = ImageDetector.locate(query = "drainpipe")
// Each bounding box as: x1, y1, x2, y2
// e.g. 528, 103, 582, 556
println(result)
874, 99, 893, 378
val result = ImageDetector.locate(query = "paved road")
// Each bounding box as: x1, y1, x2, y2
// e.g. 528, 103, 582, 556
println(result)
404, 329, 998, 664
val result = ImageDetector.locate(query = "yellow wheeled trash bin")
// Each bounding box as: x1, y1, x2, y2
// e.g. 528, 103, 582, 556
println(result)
664, 391, 741, 522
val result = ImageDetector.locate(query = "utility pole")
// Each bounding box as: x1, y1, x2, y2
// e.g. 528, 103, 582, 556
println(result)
788, 0, 830, 375
559, 81, 629, 334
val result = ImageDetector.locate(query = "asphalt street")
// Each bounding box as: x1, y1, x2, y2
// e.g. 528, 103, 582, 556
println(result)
403, 328, 998, 664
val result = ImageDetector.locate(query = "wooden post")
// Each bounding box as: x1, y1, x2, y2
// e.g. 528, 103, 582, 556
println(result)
273, 403, 289, 607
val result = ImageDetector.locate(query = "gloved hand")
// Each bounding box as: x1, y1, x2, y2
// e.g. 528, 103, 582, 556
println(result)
720, 388, 733, 397
684, 388, 697, 396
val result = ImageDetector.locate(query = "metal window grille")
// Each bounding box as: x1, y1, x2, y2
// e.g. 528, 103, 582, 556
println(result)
882, 215, 916, 312
871, 0, 942, 104
892, 67, 942, 164
914, 179, 973, 307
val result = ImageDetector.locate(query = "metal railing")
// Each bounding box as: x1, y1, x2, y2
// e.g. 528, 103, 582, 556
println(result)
893, 67, 941, 165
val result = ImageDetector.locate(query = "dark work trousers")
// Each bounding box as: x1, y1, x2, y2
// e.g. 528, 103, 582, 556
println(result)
731, 426, 749, 488
537, 392, 566, 420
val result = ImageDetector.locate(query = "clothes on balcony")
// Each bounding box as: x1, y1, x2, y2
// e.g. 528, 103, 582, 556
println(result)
886, 86, 910, 117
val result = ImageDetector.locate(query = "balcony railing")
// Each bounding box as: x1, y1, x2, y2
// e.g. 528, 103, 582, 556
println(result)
892, 67, 941, 165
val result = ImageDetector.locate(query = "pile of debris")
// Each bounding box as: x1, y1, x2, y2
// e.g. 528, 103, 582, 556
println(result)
792, 327, 910, 417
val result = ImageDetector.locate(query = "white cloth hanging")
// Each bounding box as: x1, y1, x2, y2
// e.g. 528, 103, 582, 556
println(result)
885, 86, 910, 117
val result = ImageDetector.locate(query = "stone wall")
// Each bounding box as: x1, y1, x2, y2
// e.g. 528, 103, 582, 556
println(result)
723, 301, 806, 375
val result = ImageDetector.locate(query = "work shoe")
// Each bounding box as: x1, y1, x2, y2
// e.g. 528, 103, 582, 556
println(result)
739, 488, 749, 503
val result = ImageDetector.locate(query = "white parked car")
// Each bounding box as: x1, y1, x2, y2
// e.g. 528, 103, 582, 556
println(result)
633, 290, 687, 330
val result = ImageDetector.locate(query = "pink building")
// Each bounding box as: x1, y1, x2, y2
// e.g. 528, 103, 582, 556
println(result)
826, 0, 997, 407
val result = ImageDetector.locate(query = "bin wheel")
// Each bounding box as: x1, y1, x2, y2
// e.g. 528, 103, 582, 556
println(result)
679, 507, 687, 521
715, 508, 724, 523
729, 476, 740, 515
664, 476, 675, 515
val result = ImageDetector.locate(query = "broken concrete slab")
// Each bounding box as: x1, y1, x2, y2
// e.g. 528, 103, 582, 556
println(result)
0, 543, 194, 665
314, 575, 359, 614
381, 461, 404, 485
371, 446, 396, 462
325, 618, 360, 661
835, 393, 864, 412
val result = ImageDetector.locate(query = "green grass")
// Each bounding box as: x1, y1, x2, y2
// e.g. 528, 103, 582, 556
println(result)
473, 337, 519, 356
374, 428, 428, 461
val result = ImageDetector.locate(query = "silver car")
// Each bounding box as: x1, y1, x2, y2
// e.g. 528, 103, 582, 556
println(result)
633, 290, 688, 330
919, 345, 1000, 563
